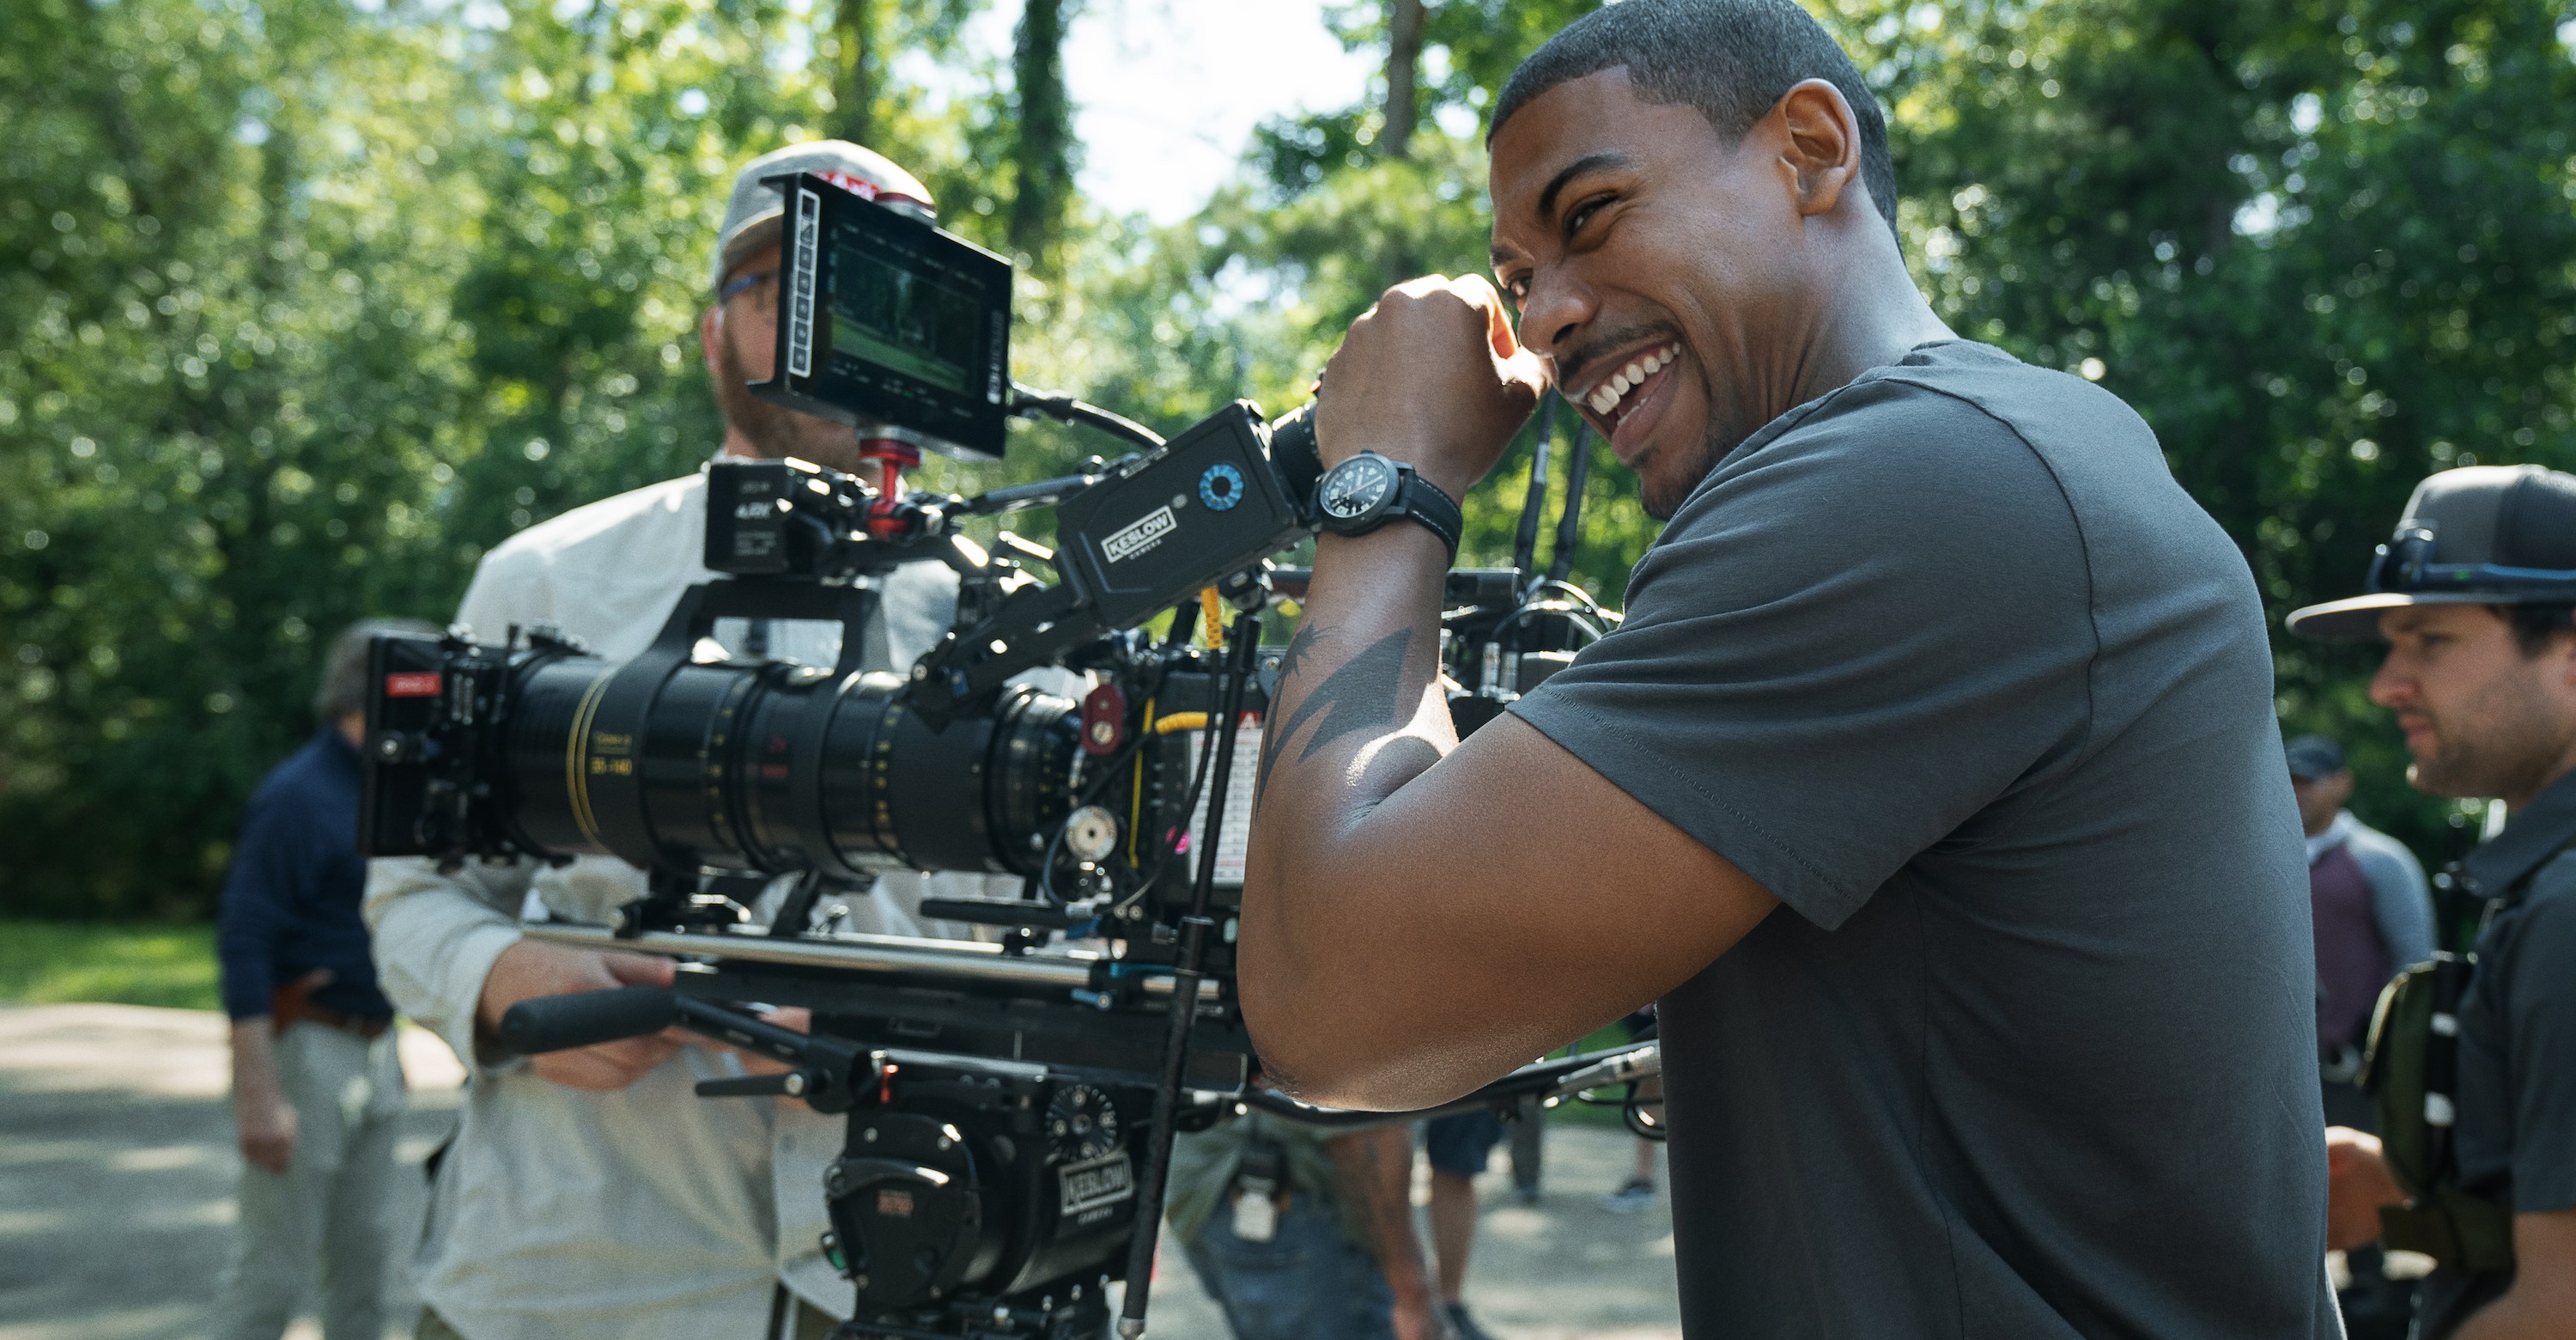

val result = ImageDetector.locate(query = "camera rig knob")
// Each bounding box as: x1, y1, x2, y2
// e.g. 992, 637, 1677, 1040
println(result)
1047, 1084, 1121, 1163
858, 429, 927, 542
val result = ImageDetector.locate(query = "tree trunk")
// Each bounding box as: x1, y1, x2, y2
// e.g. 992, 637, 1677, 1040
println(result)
1382, 0, 1426, 160
1008, 0, 1074, 267
832, 0, 880, 147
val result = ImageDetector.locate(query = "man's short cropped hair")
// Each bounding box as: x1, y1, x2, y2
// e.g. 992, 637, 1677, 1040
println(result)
1492, 0, 1899, 241
314, 618, 440, 722
2500, 602, 2576, 658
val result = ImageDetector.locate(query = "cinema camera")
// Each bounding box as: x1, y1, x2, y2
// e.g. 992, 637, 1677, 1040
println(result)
359, 172, 1656, 1339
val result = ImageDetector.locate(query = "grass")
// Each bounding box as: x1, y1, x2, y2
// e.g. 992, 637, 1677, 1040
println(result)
0, 919, 222, 1011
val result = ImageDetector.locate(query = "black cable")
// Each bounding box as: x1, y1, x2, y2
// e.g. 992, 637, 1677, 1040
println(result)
1158, 597, 1200, 649
957, 469, 1106, 516
1546, 423, 1593, 584
1490, 600, 1607, 648
1511, 393, 1558, 578
1238, 1042, 1657, 1130
1010, 384, 1165, 451
1520, 577, 1605, 617
1624, 1092, 1668, 1142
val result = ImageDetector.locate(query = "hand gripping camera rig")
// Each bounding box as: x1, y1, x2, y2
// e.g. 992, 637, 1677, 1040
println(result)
357, 173, 1655, 1339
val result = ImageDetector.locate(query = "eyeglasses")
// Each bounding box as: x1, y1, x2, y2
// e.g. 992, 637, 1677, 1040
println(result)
2369, 525, 2576, 594
719, 269, 776, 305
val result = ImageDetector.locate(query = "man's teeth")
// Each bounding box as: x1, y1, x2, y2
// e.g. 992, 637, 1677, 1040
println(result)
1587, 344, 1679, 418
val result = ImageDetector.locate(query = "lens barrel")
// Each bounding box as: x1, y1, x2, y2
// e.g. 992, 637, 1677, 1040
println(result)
495, 650, 1079, 881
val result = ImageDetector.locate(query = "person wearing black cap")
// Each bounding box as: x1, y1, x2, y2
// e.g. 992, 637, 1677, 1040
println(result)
2288, 464, 2576, 1339
2283, 732, 2433, 1337
2283, 733, 2434, 1126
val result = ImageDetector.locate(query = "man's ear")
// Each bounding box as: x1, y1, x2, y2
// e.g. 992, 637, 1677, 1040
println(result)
699, 303, 724, 379
1774, 78, 1860, 219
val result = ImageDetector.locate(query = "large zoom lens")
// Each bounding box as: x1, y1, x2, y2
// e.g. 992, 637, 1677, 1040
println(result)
491, 651, 1080, 881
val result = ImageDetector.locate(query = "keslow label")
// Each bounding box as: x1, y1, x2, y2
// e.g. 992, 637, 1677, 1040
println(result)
1058, 1150, 1134, 1219
1101, 506, 1177, 564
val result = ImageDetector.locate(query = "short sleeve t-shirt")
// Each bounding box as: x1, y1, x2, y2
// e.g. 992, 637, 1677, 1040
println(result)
2421, 771, 2576, 1337
1510, 341, 2336, 1337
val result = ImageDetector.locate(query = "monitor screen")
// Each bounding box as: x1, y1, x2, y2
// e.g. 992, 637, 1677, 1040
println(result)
830, 247, 981, 396
753, 172, 1013, 460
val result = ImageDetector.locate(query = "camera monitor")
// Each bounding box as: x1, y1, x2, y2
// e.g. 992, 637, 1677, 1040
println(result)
750, 171, 1013, 460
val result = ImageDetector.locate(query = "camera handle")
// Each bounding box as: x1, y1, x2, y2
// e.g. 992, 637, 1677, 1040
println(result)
500, 985, 880, 1112
1118, 610, 1260, 1340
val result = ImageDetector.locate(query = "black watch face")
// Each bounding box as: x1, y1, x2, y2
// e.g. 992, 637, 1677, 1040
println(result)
1320, 455, 1397, 523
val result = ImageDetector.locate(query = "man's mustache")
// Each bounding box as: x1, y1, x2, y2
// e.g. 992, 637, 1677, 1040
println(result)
1552, 322, 1681, 391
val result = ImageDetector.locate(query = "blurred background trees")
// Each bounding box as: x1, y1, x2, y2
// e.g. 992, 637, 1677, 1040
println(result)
1840, 0, 2576, 854
4, 0, 2572, 917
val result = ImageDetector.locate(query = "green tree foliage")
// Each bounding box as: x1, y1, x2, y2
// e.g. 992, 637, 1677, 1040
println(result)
11, 0, 2576, 917
1005, 0, 1078, 268
1829, 0, 2576, 851
3, 0, 489, 915
0, 0, 1012, 917
1225, 0, 1651, 593
827, 0, 985, 146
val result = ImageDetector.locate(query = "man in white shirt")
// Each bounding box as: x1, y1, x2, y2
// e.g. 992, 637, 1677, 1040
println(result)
369, 141, 985, 1340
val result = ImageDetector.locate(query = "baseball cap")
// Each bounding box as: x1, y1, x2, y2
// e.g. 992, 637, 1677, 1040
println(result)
2282, 735, 2347, 780
709, 140, 934, 291
2285, 464, 2576, 641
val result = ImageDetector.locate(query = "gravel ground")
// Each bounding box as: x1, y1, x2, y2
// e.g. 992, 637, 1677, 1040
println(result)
0, 1003, 1678, 1340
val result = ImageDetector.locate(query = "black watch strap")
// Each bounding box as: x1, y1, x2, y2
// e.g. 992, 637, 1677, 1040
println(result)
1387, 469, 1462, 559
1315, 453, 1464, 561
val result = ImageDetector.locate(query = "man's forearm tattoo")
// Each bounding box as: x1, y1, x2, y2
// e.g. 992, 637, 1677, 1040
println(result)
1255, 618, 1333, 798
1257, 626, 1413, 798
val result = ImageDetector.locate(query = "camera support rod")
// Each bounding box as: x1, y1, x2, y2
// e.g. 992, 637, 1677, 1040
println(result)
519, 922, 1221, 1001
1546, 423, 1593, 586
1120, 610, 1260, 1339
1511, 393, 1560, 578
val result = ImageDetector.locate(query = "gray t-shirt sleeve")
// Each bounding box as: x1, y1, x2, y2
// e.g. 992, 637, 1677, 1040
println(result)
1509, 376, 2094, 930
2350, 826, 2435, 968
2506, 874, 2576, 1213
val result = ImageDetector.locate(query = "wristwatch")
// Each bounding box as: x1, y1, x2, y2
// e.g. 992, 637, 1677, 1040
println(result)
1311, 452, 1462, 560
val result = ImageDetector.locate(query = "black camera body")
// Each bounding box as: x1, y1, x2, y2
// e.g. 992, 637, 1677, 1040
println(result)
361, 172, 1628, 1339
823, 1062, 1148, 1333
361, 399, 1304, 1335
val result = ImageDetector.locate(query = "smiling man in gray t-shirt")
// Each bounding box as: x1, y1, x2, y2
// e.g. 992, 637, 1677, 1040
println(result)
1234, 2, 2335, 1336
1509, 338, 2327, 1333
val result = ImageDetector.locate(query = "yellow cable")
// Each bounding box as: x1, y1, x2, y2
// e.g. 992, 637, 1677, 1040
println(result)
1152, 712, 1211, 734
1200, 588, 1224, 648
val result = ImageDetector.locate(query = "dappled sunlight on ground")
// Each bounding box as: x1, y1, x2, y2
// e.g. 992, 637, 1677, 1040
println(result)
0, 1004, 1676, 1340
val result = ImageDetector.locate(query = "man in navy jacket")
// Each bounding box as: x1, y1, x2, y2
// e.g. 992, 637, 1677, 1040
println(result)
210, 618, 428, 1340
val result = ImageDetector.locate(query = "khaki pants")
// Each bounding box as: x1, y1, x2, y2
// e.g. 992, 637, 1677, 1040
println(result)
211, 1020, 407, 1340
